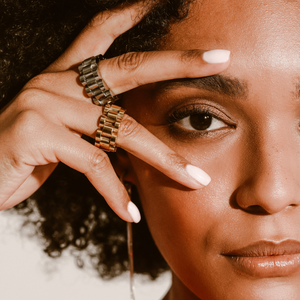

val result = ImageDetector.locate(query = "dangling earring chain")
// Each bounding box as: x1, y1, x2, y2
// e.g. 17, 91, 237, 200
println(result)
120, 173, 136, 300
127, 221, 135, 300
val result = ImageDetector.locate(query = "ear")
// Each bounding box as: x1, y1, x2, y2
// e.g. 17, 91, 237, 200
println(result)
111, 148, 136, 184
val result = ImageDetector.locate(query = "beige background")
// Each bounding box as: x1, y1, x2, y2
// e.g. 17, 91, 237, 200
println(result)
0, 212, 170, 300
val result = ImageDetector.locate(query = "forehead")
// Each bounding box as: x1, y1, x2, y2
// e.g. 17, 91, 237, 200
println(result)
163, 0, 300, 74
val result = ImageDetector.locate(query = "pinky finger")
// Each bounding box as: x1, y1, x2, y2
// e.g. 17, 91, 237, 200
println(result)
50, 127, 141, 223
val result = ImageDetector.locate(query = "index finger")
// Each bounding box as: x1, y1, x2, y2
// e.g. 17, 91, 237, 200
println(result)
32, 49, 230, 103
97, 49, 231, 95
45, 2, 148, 73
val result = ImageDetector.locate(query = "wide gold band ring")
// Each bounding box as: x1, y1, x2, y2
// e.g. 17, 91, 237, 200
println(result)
78, 54, 119, 106
95, 103, 126, 152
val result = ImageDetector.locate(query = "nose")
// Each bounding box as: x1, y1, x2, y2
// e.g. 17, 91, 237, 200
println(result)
235, 125, 300, 215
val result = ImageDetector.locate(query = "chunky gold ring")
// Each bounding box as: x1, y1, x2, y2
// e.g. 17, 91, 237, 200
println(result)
78, 54, 119, 106
95, 103, 126, 152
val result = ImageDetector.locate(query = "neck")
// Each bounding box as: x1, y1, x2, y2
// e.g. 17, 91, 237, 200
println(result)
162, 272, 202, 300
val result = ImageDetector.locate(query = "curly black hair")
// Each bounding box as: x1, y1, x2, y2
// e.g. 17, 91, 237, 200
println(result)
0, 0, 193, 279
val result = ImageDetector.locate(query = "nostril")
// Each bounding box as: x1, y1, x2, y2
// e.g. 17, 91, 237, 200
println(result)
244, 205, 269, 215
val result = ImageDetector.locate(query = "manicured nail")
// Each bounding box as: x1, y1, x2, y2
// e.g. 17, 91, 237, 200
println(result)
127, 201, 141, 223
186, 164, 211, 187
202, 49, 231, 64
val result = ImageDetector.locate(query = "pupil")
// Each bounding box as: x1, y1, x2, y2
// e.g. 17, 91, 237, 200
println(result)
190, 114, 212, 130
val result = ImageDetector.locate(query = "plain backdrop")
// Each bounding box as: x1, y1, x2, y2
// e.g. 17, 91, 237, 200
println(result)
0, 211, 170, 300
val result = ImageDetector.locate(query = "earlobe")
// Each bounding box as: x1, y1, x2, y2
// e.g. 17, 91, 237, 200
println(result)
112, 148, 136, 184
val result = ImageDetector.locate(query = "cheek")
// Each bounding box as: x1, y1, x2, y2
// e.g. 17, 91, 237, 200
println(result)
128, 152, 239, 287
127, 130, 244, 251
127, 134, 251, 298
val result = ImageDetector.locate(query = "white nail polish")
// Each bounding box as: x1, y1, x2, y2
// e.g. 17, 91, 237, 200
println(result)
186, 164, 211, 186
202, 49, 231, 64
127, 201, 141, 223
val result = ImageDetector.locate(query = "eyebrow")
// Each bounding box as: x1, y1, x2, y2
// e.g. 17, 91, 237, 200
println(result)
154, 74, 249, 98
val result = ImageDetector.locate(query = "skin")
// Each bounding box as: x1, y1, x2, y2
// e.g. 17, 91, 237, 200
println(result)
119, 0, 300, 299
0, 3, 229, 221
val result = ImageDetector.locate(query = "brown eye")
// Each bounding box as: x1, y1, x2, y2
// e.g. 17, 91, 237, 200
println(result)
177, 113, 227, 131
190, 114, 212, 130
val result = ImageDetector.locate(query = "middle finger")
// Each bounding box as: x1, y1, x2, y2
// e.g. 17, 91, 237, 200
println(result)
29, 90, 211, 190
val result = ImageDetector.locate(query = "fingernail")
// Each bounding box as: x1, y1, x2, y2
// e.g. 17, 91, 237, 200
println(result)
186, 164, 211, 186
202, 49, 231, 64
127, 201, 141, 223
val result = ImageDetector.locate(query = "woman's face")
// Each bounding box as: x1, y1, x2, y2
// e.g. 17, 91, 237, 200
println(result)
122, 0, 300, 299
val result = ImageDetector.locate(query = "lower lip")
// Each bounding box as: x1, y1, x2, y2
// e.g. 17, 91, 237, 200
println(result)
225, 254, 300, 277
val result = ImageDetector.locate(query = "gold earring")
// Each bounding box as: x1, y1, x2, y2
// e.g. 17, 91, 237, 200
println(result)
120, 174, 136, 300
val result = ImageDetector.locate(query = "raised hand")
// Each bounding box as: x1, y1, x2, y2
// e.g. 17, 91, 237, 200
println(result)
0, 3, 230, 222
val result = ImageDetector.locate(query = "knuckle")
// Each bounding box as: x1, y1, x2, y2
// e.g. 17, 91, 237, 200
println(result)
87, 11, 107, 29
180, 49, 202, 65
119, 115, 141, 140
115, 52, 146, 73
163, 152, 187, 170
16, 110, 42, 128
88, 150, 111, 176
25, 73, 53, 90
16, 88, 41, 110
85, 12, 116, 42
13, 110, 44, 140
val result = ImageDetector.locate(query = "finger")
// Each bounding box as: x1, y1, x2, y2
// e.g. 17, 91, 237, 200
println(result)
117, 115, 211, 189
45, 2, 148, 73
0, 164, 57, 210
98, 49, 231, 94
21, 91, 210, 190
1, 113, 138, 222
24, 70, 89, 103
47, 126, 139, 223
15, 89, 102, 128
29, 49, 230, 102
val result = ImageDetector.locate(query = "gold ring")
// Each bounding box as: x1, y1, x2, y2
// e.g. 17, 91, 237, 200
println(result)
78, 55, 119, 106
95, 103, 126, 152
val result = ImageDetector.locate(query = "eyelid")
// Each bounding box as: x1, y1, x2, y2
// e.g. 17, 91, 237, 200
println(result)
167, 103, 236, 127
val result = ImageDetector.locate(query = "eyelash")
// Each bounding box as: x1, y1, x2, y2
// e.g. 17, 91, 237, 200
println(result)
167, 104, 235, 137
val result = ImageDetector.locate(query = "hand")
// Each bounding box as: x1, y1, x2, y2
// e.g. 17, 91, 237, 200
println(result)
0, 3, 230, 222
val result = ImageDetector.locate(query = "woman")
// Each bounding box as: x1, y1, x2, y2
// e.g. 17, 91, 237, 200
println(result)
1, 0, 300, 299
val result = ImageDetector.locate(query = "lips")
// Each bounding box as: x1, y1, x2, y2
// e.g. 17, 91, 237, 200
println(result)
222, 240, 300, 278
